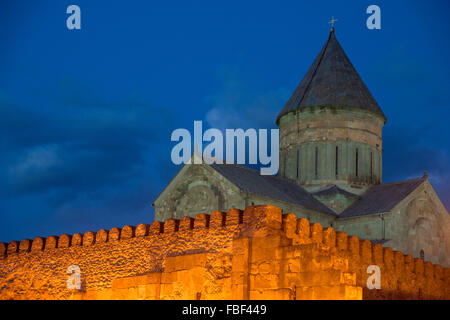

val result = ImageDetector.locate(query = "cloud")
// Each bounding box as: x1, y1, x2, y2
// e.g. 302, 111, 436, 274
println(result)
0, 81, 182, 241
383, 125, 450, 212
204, 67, 289, 130
9, 144, 61, 176
0, 87, 175, 197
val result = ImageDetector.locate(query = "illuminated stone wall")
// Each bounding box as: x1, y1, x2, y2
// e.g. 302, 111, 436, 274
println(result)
0, 205, 448, 300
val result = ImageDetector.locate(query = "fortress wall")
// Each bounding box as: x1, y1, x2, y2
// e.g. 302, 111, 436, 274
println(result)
0, 209, 244, 300
0, 205, 448, 300
281, 213, 449, 299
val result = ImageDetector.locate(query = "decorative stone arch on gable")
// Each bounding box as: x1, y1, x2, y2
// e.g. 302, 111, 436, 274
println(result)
405, 197, 446, 266
157, 164, 236, 220
175, 181, 225, 218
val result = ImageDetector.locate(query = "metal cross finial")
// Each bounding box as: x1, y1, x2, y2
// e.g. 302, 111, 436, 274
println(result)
328, 16, 338, 28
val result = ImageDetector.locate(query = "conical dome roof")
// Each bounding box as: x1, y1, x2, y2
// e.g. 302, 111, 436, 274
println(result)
277, 29, 386, 124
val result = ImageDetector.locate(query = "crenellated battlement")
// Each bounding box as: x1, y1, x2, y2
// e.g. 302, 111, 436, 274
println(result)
0, 205, 448, 300
281, 213, 448, 286
0, 208, 244, 259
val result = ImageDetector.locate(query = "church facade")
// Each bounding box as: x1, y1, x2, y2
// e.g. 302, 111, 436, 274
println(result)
154, 29, 450, 267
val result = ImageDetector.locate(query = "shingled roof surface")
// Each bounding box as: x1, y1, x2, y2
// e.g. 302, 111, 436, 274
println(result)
210, 163, 337, 216
277, 29, 386, 123
339, 177, 426, 219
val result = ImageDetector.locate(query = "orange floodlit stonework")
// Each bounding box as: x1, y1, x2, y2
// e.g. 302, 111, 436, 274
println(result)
0, 205, 449, 300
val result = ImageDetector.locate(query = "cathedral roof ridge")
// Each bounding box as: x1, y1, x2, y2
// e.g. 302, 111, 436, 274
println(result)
378, 175, 427, 186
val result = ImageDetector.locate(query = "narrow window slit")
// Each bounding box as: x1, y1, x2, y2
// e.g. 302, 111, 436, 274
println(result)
335, 146, 339, 176
370, 151, 373, 179
315, 147, 318, 177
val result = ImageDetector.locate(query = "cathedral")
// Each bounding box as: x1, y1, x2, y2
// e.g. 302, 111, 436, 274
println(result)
1, 27, 449, 301
153, 28, 450, 267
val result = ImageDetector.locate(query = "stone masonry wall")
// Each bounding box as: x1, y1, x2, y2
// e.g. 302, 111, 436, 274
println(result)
0, 205, 449, 300
278, 107, 384, 186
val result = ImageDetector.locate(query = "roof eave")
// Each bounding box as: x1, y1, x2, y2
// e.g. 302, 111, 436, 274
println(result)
338, 211, 390, 220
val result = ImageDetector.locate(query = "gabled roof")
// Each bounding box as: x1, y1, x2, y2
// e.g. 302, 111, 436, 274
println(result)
339, 176, 426, 219
312, 185, 359, 198
277, 29, 386, 124
210, 163, 337, 216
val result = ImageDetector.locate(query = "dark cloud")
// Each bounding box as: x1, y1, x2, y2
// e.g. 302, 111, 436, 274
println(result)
204, 67, 289, 130
0, 88, 175, 197
383, 125, 450, 211
0, 83, 180, 241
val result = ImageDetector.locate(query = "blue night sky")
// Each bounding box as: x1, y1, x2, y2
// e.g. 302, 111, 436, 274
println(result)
0, 1, 449, 242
